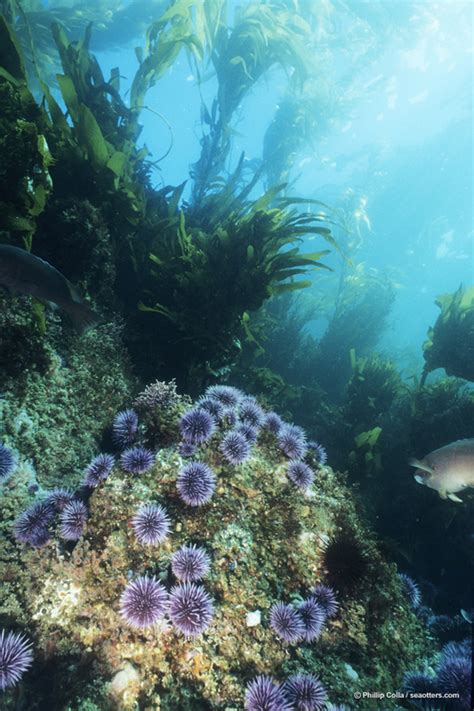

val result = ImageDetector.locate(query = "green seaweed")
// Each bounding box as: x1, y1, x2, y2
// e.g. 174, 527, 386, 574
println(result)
191, 0, 311, 203
136, 176, 333, 386
0, 5, 336, 385
422, 284, 474, 384
0, 15, 52, 243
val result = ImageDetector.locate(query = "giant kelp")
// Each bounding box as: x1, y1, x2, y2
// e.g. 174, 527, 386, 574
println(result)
136, 178, 333, 386
0, 2, 335, 388
190, 0, 310, 203
422, 284, 474, 384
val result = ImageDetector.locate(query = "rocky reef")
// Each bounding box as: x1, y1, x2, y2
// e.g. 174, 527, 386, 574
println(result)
1, 383, 431, 710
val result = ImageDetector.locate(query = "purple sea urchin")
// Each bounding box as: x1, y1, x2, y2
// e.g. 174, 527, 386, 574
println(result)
311, 584, 339, 618
307, 441, 327, 466
132, 503, 170, 545
180, 408, 215, 444
287, 461, 314, 491
0, 630, 33, 690
169, 583, 214, 637
278, 425, 307, 459
235, 422, 258, 444
177, 462, 216, 506
0, 444, 16, 482
13, 500, 55, 547
120, 446, 155, 475
197, 397, 225, 421
264, 411, 284, 435
205, 384, 243, 409
59, 500, 88, 540
84, 453, 115, 487
120, 576, 168, 629
172, 544, 211, 582
238, 398, 265, 428
269, 602, 305, 644
398, 573, 421, 609
178, 441, 197, 458
283, 673, 327, 710
401, 671, 436, 701
441, 639, 471, 662
299, 597, 325, 642
437, 656, 472, 710
222, 408, 238, 427
46, 488, 75, 511
112, 409, 139, 447
245, 675, 291, 711
220, 430, 251, 465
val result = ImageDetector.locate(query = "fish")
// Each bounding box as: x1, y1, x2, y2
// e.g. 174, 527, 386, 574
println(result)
410, 439, 474, 503
0, 244, 99, 333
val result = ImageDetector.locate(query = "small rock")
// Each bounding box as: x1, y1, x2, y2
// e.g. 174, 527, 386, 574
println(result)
246, 610, 261, 627
344, 662, 359, 681
109, 661, 140, 702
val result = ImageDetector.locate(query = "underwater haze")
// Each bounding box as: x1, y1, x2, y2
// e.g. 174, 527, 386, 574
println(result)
0, 1, 473, 710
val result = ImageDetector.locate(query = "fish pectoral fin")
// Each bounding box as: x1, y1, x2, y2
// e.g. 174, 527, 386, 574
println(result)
414, 475, 425, 485
409, 458, 434, 475
438, 489, 447, 500
447, 493, 463, 503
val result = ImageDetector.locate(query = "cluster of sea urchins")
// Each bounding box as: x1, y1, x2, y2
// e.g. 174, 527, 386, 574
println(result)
401, 638, 472, 711
119, 537, 214, 637
12, 385, 328, 549
269, 584, 338, 645
122, 497, 214, 637
175, 384, 328, 506
11, 407, 153, 550
9, 383, 330, 692
245, 672, 329, 711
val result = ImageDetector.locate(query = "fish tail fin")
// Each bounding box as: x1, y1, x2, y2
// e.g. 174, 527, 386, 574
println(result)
65, 301, 101, 334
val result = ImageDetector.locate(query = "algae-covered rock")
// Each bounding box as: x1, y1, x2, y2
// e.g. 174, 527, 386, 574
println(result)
0, 385, 432, 709
0, 320, 135, 487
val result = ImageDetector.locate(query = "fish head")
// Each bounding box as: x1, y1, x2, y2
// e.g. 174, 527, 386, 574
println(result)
410, 458, 435, 488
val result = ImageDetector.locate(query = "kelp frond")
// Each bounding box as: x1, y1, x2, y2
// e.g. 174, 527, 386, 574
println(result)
137, 179, 333, 377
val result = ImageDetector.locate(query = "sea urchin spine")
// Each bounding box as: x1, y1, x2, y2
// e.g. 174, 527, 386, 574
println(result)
287, 460, 314, 491
171, 544, 211, 582
120, 576, 169, 629
0, 630, 33, 690
269, 602, 305, 644
283, 673, 328, 710
112, 409, 139, 447
220, 430, 251, 465
132, 503, 170, 546
179, 408, 215, 445
245, 675, 291, 711
0, 444, 16, 482
169, 583, 214, 637
59, 500, 88, 541
176, 461, 216, 507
